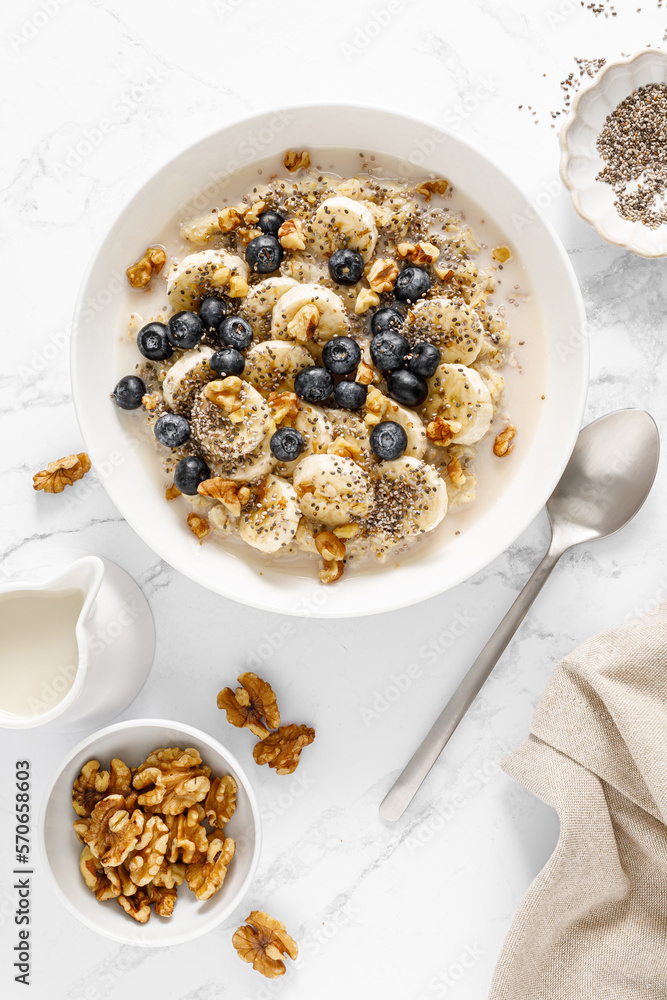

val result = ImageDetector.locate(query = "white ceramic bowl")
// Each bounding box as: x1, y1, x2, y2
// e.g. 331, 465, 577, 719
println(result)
560, 49, 667, 257
71, 103, 588, 617
40, 719, 261, 946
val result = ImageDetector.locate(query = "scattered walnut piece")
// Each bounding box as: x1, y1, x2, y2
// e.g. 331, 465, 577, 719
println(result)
165, 483, 181, 501
287, 302, 319, 343
284, 150, 310, 172
493, 424, 516, 457
233, 911, 299, 979
267, 391, 299, 425
142, 392, 161, 411
73, 794, 145, 867
426, 417, 462, 447
253, 724, 315, 775
217, 672, 281, 739
33, 453, 91, 494
314, 530, 346, 562
186, 833, 236, 901
118, 888, 151, 923
204, 775, 237, 829
447, 457, 466, 487
237, 226, 262, 246
319, 558, 345, 585
210, 265, 231, 288
366, 258, 399, 294
333, 522, 359, 540
132, 747, 211, 816
218, 205, 245, 233
278, 218, 306, 251
198, 477, 242, 515
433, 261, 454, 281
355, 288, 380, 314
228, 274, 250, 298
203, 376, 244, 415
396, 241, 440, 266
187, 513, 210, 542
355, 360, 379, 385
415, 178, 450, 200
243, 200, 266, 225
72, 759, 132, 818
126, 246, 167, 289
326, 435, 363, 461
492, 245, 512, 264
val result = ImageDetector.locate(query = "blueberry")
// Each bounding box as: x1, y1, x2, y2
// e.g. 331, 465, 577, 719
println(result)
198, 296, 228, 330
270, 426, 305, 462
136, 322, 173, 362
333, 380, 367, 410
294, 365, 334, 404
386, 369, 428, 407
173, 455, 210, 495
370, 306, 404, 337
245, 234, 283, 273
328, 248, 365, 286
406, 342, 441, 379
154, 413, 191, 448
112, 375, 146, 410
370, 421, 408, 461
258, 210, 285, 236
394, 266, 431, 302
167, 310, 205, 349
210, 347, 245, 376
322, 336, 361, 375
218, 315, 253, 351
370, 330, 410, 371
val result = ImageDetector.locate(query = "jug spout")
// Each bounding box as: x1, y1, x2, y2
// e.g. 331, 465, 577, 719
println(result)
47, 555, 105, 622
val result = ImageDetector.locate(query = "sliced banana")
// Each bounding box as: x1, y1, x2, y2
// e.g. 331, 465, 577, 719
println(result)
328, 412, 372, 460
292, 454, 374, 527
364, 387, 427, 459
309, 196, 378, 261
271, 283, 350, 344
424, 364, 493, 446
162, 347, 215, 413
244, 340, 313, 393
239, 474, 301, 554
190, 379, 273, 461
208, 503, 238, 538
368, 457, 448, 557
240, 276, 299, 331
217, 431, 278, 483
179, 211, 222, 246
406, 297, 484, 364
166, 249, 248, 311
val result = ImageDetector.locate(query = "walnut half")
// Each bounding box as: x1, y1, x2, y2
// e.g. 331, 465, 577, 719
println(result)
127, 246, 166, 289
493, 425, 516, 457
217, 672, 281, 739
253, 724, 315, 775
233, 911, 299, 979
33, 453, 91, 494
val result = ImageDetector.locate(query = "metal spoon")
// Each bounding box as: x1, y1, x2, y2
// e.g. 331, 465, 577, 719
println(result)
380, 409, 660, 822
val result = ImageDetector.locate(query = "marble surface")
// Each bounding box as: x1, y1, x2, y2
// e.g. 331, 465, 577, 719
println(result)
2, 0, 667, 996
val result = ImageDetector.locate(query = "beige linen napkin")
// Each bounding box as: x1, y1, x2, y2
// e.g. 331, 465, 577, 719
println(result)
490, 603, 667, 1000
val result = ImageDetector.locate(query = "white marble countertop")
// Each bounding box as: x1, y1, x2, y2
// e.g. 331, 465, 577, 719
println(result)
2, 0, 667, 996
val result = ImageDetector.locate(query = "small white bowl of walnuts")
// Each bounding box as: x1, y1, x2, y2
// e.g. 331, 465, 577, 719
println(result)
40, 719, 262, 947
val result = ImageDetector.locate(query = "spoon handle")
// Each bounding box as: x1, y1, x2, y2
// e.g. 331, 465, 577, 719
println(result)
379, 544, 564, 822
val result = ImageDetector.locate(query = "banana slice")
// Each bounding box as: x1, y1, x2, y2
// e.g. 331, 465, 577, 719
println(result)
166, 249, 248, 311
244, 340, 313, 393
424, 364, 494, 446
364, 387, 427, 459
218, 430, 278, 483
328, 412, 372, 460
189, 378, 274, 461
406, 297, 484, 364
238, 474, 301, 553
368, 457, 448, 556
240, 277, 299, 332
208, 503, 237, 538
162, 347, 215, 413
179, 211, 222, 246
309, 196, 378, 261
292, 454, 374, 526
271, 283, 350, 344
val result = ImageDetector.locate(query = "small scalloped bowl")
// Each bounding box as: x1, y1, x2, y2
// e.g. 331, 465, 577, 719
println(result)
39, 719, 262, 946
560, 49, 667, 257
